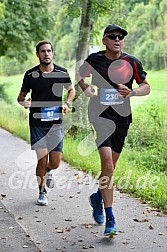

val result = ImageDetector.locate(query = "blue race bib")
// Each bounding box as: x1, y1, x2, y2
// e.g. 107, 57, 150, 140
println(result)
100, 88, 124, 105
41, 106, 59, 121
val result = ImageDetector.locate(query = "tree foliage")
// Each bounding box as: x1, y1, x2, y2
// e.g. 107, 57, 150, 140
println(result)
0, 0, 54, 61
125, 0, 167, 69
123, 0, 149, 11
63, 0, 118, 61
0, 0, 167, 71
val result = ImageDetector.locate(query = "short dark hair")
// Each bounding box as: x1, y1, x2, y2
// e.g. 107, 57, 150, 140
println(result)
36, 40, 54, 53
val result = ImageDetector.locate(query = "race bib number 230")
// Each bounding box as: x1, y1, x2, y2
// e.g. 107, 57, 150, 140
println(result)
100, 88, 124, 105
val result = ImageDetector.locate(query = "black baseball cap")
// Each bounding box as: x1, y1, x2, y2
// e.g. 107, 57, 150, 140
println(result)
103, 24, 128, 37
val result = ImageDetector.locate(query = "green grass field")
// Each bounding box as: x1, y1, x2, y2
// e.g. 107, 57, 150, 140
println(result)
0, 69, 167, 211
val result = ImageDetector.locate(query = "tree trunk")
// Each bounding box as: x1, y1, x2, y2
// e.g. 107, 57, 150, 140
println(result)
74, 0, 93, 125
76, 0, 93, 63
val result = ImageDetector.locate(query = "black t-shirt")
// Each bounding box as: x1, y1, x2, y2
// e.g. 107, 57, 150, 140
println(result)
79, 50, 147, 125
21, 64, 72, 126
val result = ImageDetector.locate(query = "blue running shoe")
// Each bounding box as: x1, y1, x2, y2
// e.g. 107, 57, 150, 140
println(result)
104, 217, 118, 236
89, 193, 104, 224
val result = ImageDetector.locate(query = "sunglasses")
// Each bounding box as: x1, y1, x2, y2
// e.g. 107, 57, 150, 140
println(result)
105, 34, 125, 40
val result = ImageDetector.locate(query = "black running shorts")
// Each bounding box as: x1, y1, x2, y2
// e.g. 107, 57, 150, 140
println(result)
91, 118, 130, 153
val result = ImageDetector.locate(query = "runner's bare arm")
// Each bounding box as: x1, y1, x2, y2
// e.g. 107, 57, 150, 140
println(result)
131, 79, 150, 96
63, 84, 75, 113
65, 84, 75, 103
77, 72, 98, 97
17, 91, 31, 109
118, 79, 150, 97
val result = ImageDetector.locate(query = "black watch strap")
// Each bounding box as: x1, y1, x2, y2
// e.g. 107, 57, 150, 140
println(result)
130, 89, 136, 97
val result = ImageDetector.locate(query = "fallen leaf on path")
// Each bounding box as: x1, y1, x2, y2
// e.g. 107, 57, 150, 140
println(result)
91, 231, 98, 234
133, 218, 149, 222
70, 242, 76, 246
1, 193, 6, 198
75, 174, 81, 179
18, 216, 23, 220
82, 245, 89, 249
64, 227, 71, 232
118, 230, 125, 233
122, 239, 129, 245
71, 225, 76, 229
154, 213, 162, 217
143, 210, 150, 215
56, 229, 64, 233
82, 223, 93, 228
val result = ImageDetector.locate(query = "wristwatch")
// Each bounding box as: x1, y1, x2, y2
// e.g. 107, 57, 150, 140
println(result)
130, 89, 136, 97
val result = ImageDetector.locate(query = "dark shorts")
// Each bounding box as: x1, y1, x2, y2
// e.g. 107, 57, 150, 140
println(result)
91, 118, 130, 153
30, 125, 63, 152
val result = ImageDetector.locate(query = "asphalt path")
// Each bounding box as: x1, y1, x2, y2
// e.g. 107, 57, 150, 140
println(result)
0, 127, 167, 252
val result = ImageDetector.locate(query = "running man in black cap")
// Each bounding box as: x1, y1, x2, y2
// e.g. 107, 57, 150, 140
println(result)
77, 24, 150, 236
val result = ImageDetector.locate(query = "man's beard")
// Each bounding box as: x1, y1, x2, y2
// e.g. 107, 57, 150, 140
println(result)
40, 59, 51, 66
